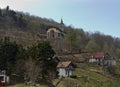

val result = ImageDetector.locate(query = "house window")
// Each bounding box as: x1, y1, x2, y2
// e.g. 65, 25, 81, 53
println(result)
0, 76, 4, 81
50, 30, 55, 38
58, 33, 61, 37
65, 69, 68, 75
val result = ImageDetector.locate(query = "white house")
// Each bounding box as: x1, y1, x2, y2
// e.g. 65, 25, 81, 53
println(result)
0, 70, 9, 86
87, 52, 105, 65
87, 52, 116, 66
104, 57, 116, 66
57, 61, 74, 77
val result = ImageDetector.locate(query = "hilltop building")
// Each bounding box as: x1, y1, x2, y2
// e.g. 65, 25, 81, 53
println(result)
46, 19, 66, 54
47, 19, 65, 39
37, 19, 66, 54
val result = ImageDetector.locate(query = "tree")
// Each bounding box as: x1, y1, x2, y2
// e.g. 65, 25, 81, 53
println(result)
27, 41, 57, 87
92, 32, 104, 49
85, 40, 100, 53
6, 6, 10, 11
116, 48, 120, 59
75, 29, 89, 50
16, 44, 27, 60
0, 37, 18, 74
27, 41, 55, 61
107, 66, 116, 75
15, 44, 27, 77
0, 8, 2, 16
24, 58, 40, 86
103, 43, 114, 55
0, 37, 27, 76
65, 28, 78, 52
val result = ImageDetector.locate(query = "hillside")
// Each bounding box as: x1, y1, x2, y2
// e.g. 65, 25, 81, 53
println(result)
1, 6, 120, 57
6, 60, 120, 87
0, 6, 120, 87
0, 6, 62, 46
54, 62, 120, 87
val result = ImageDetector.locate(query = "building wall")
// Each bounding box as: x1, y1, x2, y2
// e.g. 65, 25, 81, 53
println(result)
89, 58, 116, 66
57, 68, 73, 77
104, 60, 116, 66
47, 27, 65, 54
89, 58, 98, 62
47, 28, 62, 39
58, 68, 66, 77
88, 58, 105, 65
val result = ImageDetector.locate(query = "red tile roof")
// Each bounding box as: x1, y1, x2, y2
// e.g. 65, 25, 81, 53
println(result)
57, 61, 71, 68
89, 52, 105, 59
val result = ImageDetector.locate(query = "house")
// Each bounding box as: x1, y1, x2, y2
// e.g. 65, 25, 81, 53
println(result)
87, 52, 116, 66
57, 61, 74, 77
0, 70, 9, 86
87, 52, 105, 65
104, 55, 116, 66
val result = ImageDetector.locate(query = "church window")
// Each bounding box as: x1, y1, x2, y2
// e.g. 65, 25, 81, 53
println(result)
50, 30, 55, 39
58, 33, 61, 37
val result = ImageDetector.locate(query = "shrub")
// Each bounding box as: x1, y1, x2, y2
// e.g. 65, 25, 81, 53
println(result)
70, 75, 77, 78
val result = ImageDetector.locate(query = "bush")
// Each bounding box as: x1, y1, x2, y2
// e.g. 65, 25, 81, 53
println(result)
107, 66, 116, 75
70, 75, 77, 78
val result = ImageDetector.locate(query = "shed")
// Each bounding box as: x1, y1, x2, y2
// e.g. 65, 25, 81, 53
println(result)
57, 61, 74, 77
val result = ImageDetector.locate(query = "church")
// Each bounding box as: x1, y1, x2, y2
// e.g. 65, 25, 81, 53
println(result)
47, 19, 65, 40
46, 19, 66, 54
38, 19, 66, 53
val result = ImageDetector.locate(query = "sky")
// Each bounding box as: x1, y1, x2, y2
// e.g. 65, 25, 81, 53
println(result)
0, 0, 120, 37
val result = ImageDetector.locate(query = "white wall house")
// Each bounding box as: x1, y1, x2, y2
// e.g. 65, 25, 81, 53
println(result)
0, 70, 10, 86
104, 57, 116, 66
57, 61, 73, 77
87, 52, 116, 66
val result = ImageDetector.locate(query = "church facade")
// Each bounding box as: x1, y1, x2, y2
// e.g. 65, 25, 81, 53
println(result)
46, 19, 66, 54
47, 27, 65, 39
47, 19, 65, 40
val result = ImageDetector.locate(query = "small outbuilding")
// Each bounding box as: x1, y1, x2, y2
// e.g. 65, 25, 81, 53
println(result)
57, 61, 74, 77
0, 70, 9, 86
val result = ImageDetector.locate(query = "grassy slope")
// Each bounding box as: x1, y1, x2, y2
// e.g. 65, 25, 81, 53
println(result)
7, 55, 120, 87
8, 84, 48, 87
56, 62, 120, 87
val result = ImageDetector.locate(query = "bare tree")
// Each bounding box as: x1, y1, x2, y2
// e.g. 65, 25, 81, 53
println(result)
24, 58, 41, 86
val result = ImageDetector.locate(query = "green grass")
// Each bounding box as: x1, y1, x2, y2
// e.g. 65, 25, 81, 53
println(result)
55, 62, 120, 87
8, 83, 48, 87
8, 62, 120, 87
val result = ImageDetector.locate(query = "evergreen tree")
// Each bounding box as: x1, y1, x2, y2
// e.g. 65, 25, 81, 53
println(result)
116, 48, 120, 59
0, 37, 18, 74
0, 8, 2, 16
27, 41, 56, 87
65, 28, 78, 52
85, 40, 100, 53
